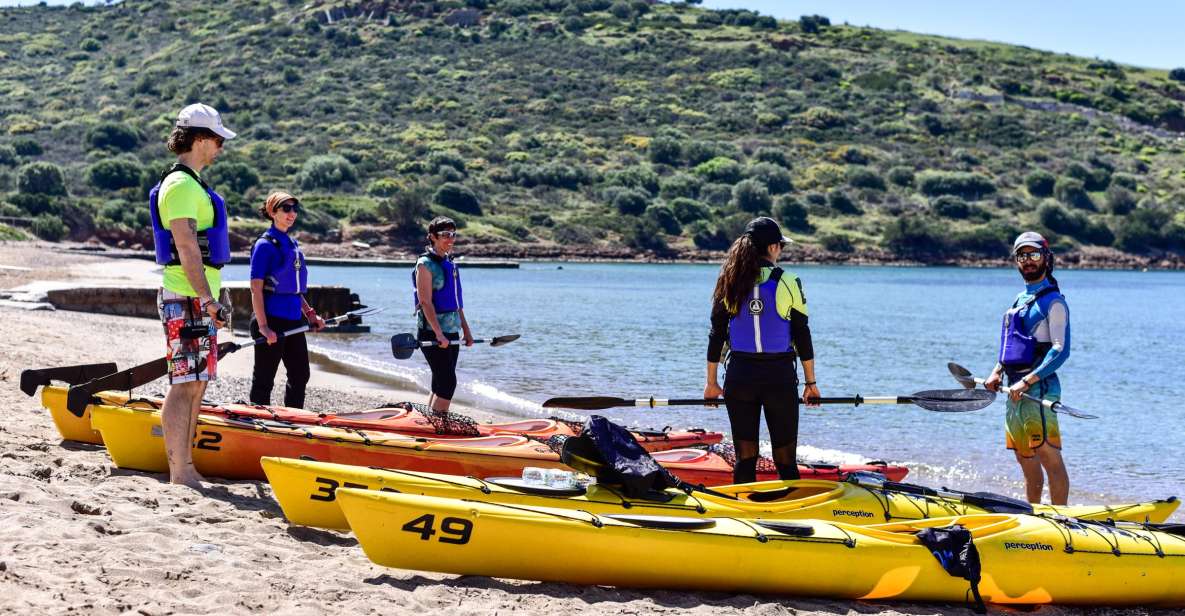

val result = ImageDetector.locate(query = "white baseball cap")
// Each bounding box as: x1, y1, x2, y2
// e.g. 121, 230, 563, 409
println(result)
1012, 231, 1047, 254
175, 103, 236, 140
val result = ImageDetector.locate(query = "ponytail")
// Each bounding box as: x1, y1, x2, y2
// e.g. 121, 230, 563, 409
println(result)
712, 234, 762, 314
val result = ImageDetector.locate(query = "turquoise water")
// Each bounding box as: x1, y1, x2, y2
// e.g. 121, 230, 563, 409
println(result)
222, 262, 1185, 513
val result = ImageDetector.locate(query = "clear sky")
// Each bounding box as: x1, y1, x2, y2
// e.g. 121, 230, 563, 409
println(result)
702, 0, 1182, 70
2, 0, 1180, 69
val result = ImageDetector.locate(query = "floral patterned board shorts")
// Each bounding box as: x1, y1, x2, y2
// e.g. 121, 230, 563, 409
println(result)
158, 288, 217, 384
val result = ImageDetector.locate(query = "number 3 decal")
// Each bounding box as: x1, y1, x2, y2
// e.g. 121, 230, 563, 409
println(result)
401, 513, 473, 545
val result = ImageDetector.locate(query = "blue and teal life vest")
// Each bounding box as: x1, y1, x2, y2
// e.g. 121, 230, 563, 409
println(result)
998, 284, 1061, 379
412, 251, 463, 314
728, 268, 793, 354
147, 163, 230, 269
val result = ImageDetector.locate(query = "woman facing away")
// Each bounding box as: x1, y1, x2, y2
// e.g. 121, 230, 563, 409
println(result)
704, 217, 820, 484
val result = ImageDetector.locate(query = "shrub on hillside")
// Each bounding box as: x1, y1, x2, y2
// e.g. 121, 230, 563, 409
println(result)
433, 183, 482, 214
693, 157, 743, 185
699, 183, 733, 207
754, 147, 790, 168
1053, 177, 1094, 210
609, 187, 650, 215
821, 233, 854, 253
774, 196, 811, 233
684, 141, 731, 166
659, 173, 702, 200
85, 122, 140, 152
377, 187, 431, 231
827, 189, 862, 215
512, 162, 592, 189
1113, 208, 1175, 253
1065, 161, 1110, 191
952, 223, 1017, 256
1105, 186, 1137, 215
623, 217, 668, 253
0, 145, 16, 167
670, 198, 709, 224
12, 138, 43, 157
645, 204, 681, 235
917, 171, 996, 200
607, 165, 660, 195
798, 14, 830, 34
427, 150, 467, 175
882, 215, 949, 259
746, 162, 793, 194
31, 214, 67, 241
17, 162, 67, 196
887, 166, 915, 187
299, 155, 357, 190
367, 178, 402, 198
1024, 170, 1056, 197
847, 167, 885, 191
88, 159, 143, 191
1110, 173, 1139, 191
690, 221, 730, 250
798, 106, 846, 129
8, 193, 59, 216
1170, 68, 1185, 82
649, 135, 683, 165
931, 195, 973, 219
206, 161, 260, 195
732, 179, 771, 213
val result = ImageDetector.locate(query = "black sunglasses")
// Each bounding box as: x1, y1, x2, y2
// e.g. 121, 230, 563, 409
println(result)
274, 200, 300, 214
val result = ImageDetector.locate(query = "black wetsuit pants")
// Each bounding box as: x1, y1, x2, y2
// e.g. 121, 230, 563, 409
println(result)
249, 315, 310, 409
419, 330, 461, 400
723, 354, 800, 484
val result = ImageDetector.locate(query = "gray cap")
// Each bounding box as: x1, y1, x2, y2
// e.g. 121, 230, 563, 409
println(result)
1013, 231, 1047, 254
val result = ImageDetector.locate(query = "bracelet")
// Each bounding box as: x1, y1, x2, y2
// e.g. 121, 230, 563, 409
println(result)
804, 381, 816, 386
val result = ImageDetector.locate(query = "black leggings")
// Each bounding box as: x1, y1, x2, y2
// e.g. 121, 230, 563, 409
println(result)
249, 315, 310, 409
724, 356, 800, 484
419, 330, 460, 400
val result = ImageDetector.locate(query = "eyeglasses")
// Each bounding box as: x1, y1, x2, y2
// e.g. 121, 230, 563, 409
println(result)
435, 230, 458, 239
212, 135, 225, 148
274, 201, 300, 214
1015, 252, 1043, 263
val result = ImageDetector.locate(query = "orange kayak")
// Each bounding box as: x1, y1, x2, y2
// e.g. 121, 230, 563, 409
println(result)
39, 385, 722, 452
89, 402, 908, 484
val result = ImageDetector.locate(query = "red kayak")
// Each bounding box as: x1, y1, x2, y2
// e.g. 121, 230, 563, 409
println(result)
653, 443, 908, 484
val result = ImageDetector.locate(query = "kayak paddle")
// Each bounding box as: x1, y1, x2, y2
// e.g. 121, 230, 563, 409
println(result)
63, 307, 383, 417
19, 362, 117, 397
390, 332, 521, 360
947, 362, 1097, 420
542, 388, 996, 413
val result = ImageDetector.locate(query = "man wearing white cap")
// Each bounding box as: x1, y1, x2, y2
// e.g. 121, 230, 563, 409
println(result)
146, 103, 236, 488
984, 231, 1071, 505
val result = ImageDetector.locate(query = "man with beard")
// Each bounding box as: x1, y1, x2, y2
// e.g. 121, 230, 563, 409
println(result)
984, 232, 1071, 505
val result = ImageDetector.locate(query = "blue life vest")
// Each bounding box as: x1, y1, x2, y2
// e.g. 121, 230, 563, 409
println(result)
257, 227, 307, 295
997, 285, 1058, 377
412, 251, 463, 313
728, 268, 793, 354
147, 164, 230, 269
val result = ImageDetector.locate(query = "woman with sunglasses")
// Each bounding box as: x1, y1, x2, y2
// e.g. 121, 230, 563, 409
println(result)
248, 191, 325, 408
703, 217, 820, 484
414, 216, 474, 412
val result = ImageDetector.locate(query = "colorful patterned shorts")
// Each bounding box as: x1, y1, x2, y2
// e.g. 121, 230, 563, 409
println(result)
158, 288, 217, 385
1005, 391, 1062, 458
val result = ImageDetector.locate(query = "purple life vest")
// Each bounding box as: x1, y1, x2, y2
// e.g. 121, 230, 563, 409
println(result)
147, 164, 230, 268
997, 286, 1057, 374
728, 268, 792, 354
258, 227, 307, 295
412, 252, 463, 313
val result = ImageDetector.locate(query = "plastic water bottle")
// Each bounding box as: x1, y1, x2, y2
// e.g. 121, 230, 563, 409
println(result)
521, 467, 547, 486
544, 468, 575, 488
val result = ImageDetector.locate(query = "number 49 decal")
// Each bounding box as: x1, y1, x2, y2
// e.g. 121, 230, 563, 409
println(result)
402, 514, 473, 545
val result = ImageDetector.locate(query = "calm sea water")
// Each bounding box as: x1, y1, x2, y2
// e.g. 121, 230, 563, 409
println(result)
222, 261, 1185, 513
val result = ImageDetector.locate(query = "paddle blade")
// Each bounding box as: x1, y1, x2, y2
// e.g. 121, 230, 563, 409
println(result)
911, 388, 996, 412
1051, 401, 1098, 420
390, 333, 417, 360
947, 362, 977, 389
488, 334, 520, 347
19, 363, 117, 397
542, 396, 631, 410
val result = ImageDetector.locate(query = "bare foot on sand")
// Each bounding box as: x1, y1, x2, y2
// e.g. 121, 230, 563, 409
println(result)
170, 464, 206, 490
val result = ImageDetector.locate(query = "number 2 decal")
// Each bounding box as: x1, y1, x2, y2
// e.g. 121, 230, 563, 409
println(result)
401, 514, 473, 545
195, 430, 222, 451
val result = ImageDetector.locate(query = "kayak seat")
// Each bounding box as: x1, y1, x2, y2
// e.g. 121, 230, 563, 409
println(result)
744, 485, 833, 504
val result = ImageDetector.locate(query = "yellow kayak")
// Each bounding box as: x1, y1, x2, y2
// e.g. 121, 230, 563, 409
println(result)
261, 456, 1180, 531
39, 384, 104, 444
336, 488, 1185, 607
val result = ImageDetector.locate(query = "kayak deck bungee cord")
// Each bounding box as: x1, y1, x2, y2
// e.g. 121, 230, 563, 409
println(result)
260, 456, 1180, 531
335, 489, 1185, 607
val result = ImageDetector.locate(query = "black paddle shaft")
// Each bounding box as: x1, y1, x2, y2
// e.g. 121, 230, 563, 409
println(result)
542, 389, 994, 412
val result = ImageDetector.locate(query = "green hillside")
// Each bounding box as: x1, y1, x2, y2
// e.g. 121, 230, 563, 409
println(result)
1, 0, 1184, 263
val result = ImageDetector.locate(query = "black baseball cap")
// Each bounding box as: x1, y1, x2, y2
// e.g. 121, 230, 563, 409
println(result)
743, 217, 792, 248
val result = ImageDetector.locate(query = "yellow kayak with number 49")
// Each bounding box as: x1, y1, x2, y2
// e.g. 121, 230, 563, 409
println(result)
260, 456, 1180, 531
336, 488, 1185, 607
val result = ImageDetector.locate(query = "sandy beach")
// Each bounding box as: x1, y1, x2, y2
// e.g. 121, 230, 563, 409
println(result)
0, 242, 1173, 615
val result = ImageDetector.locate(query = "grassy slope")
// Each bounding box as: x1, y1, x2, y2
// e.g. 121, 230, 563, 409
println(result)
0, 0, 1183, 260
